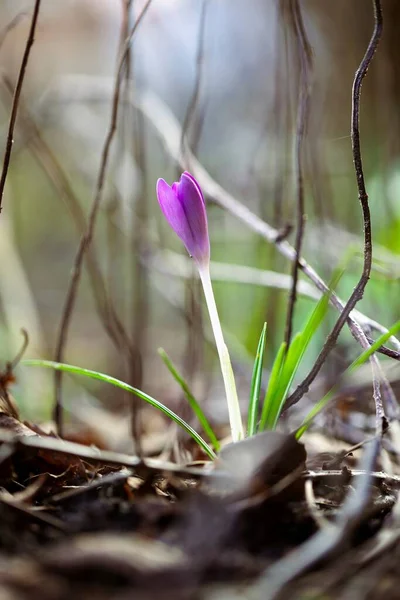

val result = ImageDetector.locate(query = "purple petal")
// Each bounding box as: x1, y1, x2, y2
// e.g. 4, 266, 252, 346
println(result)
156, 173, 210, 266
182, 171, 205, 205
176, 173, 210, 264
156, 179, 194, 250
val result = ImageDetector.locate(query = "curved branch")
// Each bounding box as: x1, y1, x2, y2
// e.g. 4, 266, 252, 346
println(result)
0, 0, 41, 212
285, 0, 383, 415
53, 0, 153, 436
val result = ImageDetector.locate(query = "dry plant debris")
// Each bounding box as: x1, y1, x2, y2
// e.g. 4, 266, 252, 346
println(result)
0, 389, 398, 600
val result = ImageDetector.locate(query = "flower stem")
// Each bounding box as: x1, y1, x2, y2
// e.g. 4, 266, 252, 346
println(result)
198, 265, 244, 442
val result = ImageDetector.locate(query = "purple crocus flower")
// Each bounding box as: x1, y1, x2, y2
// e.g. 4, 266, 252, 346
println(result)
156, 170, 244, 441
156, 172, 210, 267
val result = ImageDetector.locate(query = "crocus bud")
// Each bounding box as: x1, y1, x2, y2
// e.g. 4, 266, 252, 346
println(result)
156, 171, 244, 441
156, 172, 210, 267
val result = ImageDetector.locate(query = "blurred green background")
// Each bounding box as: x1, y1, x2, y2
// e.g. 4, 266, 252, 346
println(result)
0, 0, 399, 450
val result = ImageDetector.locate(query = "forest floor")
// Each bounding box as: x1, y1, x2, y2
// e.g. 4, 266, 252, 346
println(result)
0, 391, 399, 600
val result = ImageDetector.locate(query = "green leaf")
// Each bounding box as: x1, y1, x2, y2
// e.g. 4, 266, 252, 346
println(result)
296, 318, 400, 439
270, 332, 304, 429
158, 348, 220, 452
22, 359, 217, 460
259, 341, 287, 431
259, 269, 343, 431
247, 323, 267, 437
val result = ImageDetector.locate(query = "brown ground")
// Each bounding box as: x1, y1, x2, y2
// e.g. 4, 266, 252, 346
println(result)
0, 399, 399, 600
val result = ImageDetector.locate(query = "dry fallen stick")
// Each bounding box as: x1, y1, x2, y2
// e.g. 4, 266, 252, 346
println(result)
306, 468, 400, 487
0, 428, 215, 479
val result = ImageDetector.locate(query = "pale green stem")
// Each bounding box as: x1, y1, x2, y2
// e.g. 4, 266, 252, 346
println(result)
198, 264, 244, 442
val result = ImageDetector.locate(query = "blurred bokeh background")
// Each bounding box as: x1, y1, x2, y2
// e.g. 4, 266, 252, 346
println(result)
0, 0, 399, 452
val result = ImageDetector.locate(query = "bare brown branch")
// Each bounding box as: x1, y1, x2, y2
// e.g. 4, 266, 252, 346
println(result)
284, 0, 313, 347
180, 0, 208, 158
179, 0, 209, 430
53, 0, 153, 436
127, 0, 146, 454
0, 0, 41, 213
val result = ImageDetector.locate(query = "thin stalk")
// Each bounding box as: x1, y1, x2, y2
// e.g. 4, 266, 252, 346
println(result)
0, 0, 41, 213
198, 265, 244, 441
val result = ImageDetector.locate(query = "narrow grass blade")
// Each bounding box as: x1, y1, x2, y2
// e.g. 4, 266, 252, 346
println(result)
350, 322, 400, 369
23, 359, 217, 460
158, 348, 220, 452
279, 269, 342, 401
259, 271, 342, 431
268, 332, 304, 429
296, 318, 400, 439
247, 323, 267, 437
259, 341, 287, 431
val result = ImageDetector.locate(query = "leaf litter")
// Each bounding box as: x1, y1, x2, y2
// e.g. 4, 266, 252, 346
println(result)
0, 377, 398, 600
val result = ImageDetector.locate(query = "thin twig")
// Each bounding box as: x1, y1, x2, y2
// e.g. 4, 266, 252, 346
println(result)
129, 0, 147, 453
304, 479, 330, 530
53, 0, 153, 436
0, 0, 41, 213
284, 0, 384, 417
0, 428, 220, 480
264, 0, 293, 351
363, 324, 394, 432
271, 0, 291, 231
180, 0, 208, 158
370, 354, 385, 436
0, 329, 29, 419
306, 465, 400, 486
8, 328, 29, 370
179, 0, 209, 432
365, 335, 400, 361
284, 0, 313, 346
